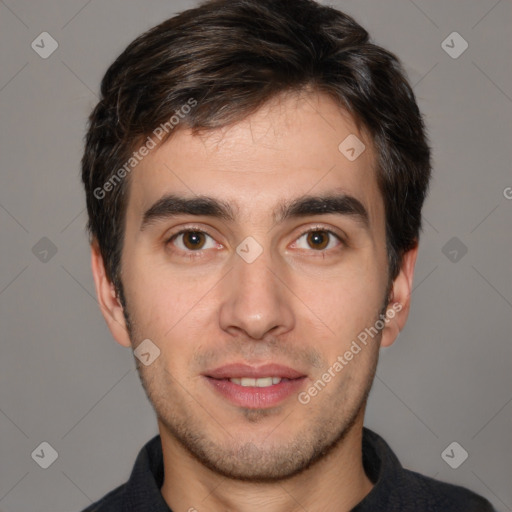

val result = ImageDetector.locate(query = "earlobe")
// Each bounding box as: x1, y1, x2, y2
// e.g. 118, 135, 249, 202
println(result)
90, 241, 132, 348
380, 244, 419, 348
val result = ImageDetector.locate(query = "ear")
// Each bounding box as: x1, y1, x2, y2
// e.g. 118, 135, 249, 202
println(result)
380, 243, 418, 348
90, 240, 132, 348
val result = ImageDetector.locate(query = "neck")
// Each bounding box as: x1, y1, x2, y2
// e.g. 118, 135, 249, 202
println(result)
160, 410, 373, 512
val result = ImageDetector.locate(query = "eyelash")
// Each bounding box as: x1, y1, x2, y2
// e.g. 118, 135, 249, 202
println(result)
165, 225, 345, 259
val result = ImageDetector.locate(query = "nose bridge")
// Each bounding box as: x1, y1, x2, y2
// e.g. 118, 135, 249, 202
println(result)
218, 238, 294, 339
234, 244, 275, 300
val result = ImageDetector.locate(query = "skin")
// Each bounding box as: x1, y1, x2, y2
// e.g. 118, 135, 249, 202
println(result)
91, 90, 417, 512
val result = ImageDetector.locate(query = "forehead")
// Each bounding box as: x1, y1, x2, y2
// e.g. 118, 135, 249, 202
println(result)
125, 91, 383, 228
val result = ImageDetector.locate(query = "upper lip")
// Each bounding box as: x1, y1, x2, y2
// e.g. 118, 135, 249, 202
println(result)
204, 363, 306, 380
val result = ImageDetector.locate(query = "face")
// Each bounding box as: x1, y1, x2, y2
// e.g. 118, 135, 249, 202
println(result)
93, 90, 413, 481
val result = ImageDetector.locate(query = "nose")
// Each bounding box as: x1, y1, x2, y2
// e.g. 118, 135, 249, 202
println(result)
218, 244, 295, 341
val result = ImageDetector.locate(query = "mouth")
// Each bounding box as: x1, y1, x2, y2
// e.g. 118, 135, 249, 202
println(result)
203, 363, 307, 409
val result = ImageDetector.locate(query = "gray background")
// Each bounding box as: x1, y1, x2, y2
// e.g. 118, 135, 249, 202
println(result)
0, 0, 510, 511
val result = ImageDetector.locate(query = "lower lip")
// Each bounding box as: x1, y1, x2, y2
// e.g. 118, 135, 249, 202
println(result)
204, 376, 306, 409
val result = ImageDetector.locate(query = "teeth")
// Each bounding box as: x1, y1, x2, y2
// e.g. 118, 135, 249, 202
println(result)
229, 377, 282, 387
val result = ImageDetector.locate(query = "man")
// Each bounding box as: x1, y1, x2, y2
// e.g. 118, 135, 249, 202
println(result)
80, 0, 495, 510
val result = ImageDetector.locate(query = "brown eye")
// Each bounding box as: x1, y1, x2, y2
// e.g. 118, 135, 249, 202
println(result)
293, 228, 343, 252
181, 231, 206, 250
169, 230, 217, 253
306, 230, 330, 250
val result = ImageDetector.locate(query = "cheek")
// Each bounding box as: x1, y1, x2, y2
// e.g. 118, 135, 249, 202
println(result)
123, 267, 212, 358
293, 261, 385, 340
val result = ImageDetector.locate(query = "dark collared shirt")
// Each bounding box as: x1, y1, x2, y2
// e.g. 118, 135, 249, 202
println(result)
81, 428, 495, 511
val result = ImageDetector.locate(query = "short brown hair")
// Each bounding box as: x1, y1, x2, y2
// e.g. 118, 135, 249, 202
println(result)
81, 0, 431, 293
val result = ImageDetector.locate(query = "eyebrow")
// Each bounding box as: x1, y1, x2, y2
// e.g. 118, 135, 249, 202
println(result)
140, 193, 370, 231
